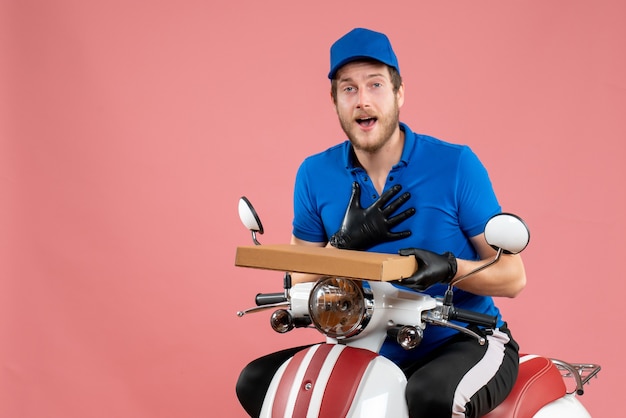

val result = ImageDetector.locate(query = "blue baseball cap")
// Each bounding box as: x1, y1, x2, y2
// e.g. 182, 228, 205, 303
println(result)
328, 28, 400, 79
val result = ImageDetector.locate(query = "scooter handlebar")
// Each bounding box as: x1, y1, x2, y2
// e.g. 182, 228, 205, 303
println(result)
255, 293, 287, 306
450, 308, 497, 328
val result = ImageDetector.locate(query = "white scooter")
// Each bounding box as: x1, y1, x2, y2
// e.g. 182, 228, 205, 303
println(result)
235, 197, 600, 418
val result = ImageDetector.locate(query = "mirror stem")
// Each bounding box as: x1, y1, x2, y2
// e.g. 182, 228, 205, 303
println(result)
283, 272, 292, 299
450, 248, 503, 287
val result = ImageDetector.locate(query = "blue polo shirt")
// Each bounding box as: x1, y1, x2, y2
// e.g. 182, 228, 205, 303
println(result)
292, 123, 504, 365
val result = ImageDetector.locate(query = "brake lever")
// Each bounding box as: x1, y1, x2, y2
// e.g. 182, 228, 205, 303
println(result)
422, 311, 486, 345
237, 302, 290, 317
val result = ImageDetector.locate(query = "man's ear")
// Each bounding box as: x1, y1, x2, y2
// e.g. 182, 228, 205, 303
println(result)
396, 83, 405, 108
330, 90, 338, 111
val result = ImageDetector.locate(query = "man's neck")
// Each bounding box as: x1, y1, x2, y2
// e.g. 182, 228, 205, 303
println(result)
354, 128, 405, 194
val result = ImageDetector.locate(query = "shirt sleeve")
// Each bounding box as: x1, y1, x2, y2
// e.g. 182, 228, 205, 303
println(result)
456, 147, 501, 238
292, 159, 328, 243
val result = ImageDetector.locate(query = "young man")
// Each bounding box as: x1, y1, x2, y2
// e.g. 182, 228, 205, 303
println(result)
237, 28, 526, 418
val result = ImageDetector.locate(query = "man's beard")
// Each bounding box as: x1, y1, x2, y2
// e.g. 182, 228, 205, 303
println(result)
339, 103, 400, 154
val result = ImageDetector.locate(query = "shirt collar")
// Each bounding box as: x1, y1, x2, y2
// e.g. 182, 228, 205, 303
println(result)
343, 122, 415, 169
397, 122, 414, 167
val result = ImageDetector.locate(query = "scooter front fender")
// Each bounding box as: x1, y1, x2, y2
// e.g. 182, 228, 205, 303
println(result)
260, 344, 408, 418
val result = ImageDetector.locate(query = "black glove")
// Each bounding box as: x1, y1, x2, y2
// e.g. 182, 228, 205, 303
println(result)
329, 182, 415, 250
395, 248, 457, 291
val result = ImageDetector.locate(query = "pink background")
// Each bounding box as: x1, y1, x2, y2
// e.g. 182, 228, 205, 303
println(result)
2, 1, 624, 417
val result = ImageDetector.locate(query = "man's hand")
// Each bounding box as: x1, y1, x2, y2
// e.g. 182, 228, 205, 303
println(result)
329, 182, 415, 250
394, 248, 457, 291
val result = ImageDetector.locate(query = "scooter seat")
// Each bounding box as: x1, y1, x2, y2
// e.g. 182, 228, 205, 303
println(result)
483, 354, 566, 418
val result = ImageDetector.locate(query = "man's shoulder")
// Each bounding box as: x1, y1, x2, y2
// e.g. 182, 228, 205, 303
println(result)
301, 141, 348, 165
402, 123, 470, 156
413, 132, 469, 153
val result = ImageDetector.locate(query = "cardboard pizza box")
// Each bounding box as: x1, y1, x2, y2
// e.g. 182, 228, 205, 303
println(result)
235, 244, 416, 281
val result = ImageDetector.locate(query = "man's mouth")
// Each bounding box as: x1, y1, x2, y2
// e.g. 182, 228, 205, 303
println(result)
356, 117, 377, 127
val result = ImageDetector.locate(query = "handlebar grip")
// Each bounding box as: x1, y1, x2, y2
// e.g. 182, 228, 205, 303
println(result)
255, 293, 287, 306
451, 308, 497, 328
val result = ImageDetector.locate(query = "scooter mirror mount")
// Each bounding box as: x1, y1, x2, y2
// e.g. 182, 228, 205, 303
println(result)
236, 197, 293, 318
238, 196, 264, 245
450, 213, 530, 287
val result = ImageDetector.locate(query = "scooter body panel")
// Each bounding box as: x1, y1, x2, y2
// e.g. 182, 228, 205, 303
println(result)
345, 355, 408, 418
259, 344, 408, 418
533, 394, 592, 418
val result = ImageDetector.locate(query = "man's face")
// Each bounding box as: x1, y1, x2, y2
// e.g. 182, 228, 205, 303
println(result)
333, 61, 404, 154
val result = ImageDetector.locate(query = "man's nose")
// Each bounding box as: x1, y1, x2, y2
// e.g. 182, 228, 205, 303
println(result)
356, 89, 371, 107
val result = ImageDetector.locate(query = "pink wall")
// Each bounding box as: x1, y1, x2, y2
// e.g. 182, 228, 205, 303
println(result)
2, 1, 624, 416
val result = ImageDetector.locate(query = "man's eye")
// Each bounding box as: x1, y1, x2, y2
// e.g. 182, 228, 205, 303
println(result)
343, 86, 356, 93
372, 82, 382, 88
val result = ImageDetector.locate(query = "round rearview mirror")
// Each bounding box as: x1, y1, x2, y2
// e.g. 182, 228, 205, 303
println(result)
238, 196, 264, 234
484, 213, 530, 255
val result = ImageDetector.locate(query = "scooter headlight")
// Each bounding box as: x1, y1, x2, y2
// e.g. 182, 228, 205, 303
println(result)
308, 277, 373, 339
